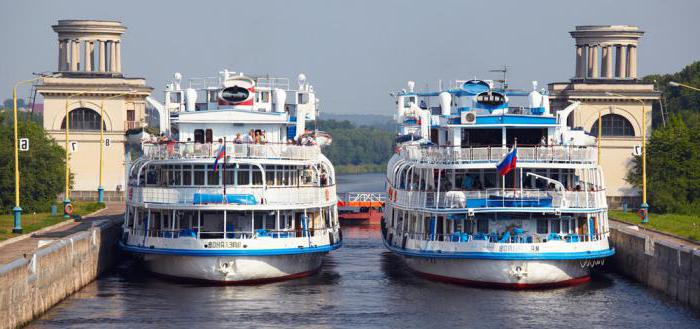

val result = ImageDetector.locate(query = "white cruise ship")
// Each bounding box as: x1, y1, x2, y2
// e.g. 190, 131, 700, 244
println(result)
382, 79, 614, 288
120, 70, 341, 283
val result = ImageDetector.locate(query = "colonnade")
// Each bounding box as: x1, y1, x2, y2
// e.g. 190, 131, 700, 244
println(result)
57, 38, 121, 73
574, 43, 638, 80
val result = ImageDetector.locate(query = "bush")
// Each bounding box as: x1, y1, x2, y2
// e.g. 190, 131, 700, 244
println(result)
0, 118, 66, 213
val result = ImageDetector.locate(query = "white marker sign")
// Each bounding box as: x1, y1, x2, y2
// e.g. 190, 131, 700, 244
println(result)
632, 145, 642, 156
104, 138, 112, 148
70, 141, 79, 153
19, 138, 29, 151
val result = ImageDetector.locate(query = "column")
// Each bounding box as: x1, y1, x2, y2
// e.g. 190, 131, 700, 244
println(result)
84, 41, 93, 72
616, 45, 627, 79
114, 41, 121, 72
587, 45, 594, 78
602, 45, 613, 79
70, 40, 79, 71
591, 45, 599, 78
109, 41, 116, 72
98, 40, 106, 72
628, 45, 638, 79
58, 40, 66, 71
575, 45, 584, 78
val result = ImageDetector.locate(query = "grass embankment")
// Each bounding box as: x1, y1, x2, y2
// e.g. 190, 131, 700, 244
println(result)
0, 202, 106, 241
609, 210, 700, 242
335, 164, 386, 175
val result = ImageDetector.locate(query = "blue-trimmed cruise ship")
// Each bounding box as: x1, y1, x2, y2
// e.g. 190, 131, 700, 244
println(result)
382, 79, 614, 288
120, 70, 341, 283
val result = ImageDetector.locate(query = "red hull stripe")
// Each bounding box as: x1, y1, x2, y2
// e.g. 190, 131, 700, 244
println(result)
415, 270, 590, 289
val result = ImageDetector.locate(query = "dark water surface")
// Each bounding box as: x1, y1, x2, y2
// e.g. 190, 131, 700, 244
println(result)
30, 174, 699, 328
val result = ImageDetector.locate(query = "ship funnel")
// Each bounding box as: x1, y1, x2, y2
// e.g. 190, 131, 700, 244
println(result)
439, 92, 451, 116
273, 88, 287, 113
184, 88, 197, 112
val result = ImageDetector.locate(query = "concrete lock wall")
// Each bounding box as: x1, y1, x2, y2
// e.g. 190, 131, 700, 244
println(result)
608, 224, 700, 312
0, 219, 122, 329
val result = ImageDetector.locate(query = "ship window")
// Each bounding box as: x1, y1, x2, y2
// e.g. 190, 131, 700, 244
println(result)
194, 129, 205, 144
265, 165, 275, 185
208, 90, 218, 102
590, 114, 635, 136
60, 108, 106, 131
193, 165, 205, 185
237, 165, 250, 185
206, 129, 213, 143
562, 219, 570, 234
537, 219, 548, 234
182, 165, 192, 185
207, 167, 220, 186
146, 165, 160, 186
252, 169, 263, 185
169, 92, 182, 103
224, 164, 236, 185
258, 91, 270, 103
297, 92, 309, 104
476, 219, 489, 233
550, 220, 561, 234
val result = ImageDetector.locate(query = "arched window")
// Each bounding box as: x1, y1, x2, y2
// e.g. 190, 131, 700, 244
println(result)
590, 114, 635, 136
60, 108, 106, 130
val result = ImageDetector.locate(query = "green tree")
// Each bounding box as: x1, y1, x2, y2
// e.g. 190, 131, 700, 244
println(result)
0, 118, 66, 213
318, 119, 395, 171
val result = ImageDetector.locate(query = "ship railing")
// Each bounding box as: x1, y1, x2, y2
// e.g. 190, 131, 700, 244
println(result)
142, 142, 321, 161
391, 188, 607, 209
337, 192, 387, 203
127, 227, 330, 240
400, 145, 597, 164
397, 231, 609, 244
128, 185, 336, 206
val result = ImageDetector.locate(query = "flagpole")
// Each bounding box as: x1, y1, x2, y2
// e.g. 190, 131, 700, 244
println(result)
223, 137, 227, 197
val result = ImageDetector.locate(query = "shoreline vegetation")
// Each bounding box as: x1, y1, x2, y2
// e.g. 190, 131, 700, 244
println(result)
609, 210, 699, 242
319, 118, 394, 175
0, 201, 105, 241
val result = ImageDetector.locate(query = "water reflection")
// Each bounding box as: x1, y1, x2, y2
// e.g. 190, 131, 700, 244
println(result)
29, 178, 700, 328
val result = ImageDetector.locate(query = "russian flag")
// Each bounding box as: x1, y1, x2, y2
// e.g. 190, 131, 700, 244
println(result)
496, 146, 517, 176
212, 145, 226, 172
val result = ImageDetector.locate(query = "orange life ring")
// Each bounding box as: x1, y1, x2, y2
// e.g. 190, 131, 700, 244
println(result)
64, 203, 73, 216
637, 209, 647, 220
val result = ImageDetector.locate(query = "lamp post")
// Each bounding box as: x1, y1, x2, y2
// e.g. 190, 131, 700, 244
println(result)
605, 92, 649, 223
97, 91, 134, 203
669, 81, 700, 92
63, 89, 103, 217
11, 77, 43, 233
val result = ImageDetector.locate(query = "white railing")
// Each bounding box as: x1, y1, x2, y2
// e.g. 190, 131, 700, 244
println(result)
142, 142, 321, 161
400, 145, 597, 164
128, 185, 336, 206
391, 188, 607, 210
337, 192, 387, 203
395, 230, 609, 244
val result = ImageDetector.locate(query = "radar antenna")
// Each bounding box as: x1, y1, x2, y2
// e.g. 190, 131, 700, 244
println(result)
489, 65, 510, 91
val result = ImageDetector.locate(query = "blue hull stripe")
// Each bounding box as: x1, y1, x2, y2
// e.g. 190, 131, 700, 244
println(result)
119, 241, 342, 257
383, 239, 614, 260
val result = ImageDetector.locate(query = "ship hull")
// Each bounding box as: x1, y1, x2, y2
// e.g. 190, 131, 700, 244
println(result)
141, 253, 324, 283
402, 256, 590, 288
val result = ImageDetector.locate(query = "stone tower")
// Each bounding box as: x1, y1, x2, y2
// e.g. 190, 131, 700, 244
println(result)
548, 25, 660, 208
36, 20, 153, 201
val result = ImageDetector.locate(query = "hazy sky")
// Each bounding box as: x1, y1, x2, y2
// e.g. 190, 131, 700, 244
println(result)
1, 0, 698, 115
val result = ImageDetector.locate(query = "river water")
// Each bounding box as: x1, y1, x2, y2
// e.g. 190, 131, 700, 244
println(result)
30, 174, 699, 328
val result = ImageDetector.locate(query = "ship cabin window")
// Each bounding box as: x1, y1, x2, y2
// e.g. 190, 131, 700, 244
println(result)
257, 91, 270, 103
237, 165, 251, 185
169, 92, 182, 103
461, 128, 501, 147
208, 90, 218, 103
550, 220, 561, 234
182, 165, 192, 185
207, 167, 220, 186
476, 219, 489, 234
403, 96, 416, 107
206, 129, 213, 143
561, 218, 571, 234
476, 92, 505, 106
297, 92, 309, 104
506, 128, 547, 146
193, 165, 206, 185
536, 219, 548, 234
194, 129, 205, 143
